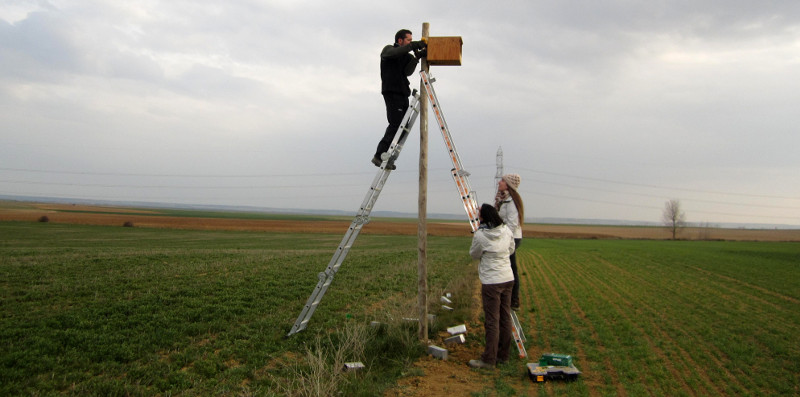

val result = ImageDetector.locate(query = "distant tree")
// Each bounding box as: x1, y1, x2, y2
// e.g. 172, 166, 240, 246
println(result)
38, 215, 49, 223
662, 199, 686, 240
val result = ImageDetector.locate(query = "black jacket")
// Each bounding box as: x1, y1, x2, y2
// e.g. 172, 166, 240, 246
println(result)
380, 43, 420, 96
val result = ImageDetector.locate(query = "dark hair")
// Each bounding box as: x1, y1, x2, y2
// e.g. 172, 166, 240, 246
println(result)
479, 203, 504, 229
395, 29, 412, 43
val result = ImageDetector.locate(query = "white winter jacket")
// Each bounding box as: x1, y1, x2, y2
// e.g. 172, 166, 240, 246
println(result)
498, 196, 522, 239
469, 223, 515, 285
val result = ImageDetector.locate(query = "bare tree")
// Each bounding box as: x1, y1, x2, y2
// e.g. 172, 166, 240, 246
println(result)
663, 199, 686, 240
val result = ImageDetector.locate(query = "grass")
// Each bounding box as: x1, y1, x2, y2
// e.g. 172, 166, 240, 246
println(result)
2, 221, 799, 396
515, 239, 800, 396
0, 221, 473, 395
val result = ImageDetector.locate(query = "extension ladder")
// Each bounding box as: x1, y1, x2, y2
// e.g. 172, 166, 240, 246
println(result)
286, 90, 421, 336
511, 310, 527, 358
419, 71, 480, 232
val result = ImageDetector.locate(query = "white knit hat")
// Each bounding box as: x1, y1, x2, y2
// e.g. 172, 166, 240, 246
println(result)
502, 174, 521, 190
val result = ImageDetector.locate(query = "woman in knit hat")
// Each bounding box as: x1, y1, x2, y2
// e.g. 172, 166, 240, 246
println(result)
495, 173, 524, 310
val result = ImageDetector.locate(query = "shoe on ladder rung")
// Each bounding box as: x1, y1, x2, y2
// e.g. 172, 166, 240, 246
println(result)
371, 155, 396, 170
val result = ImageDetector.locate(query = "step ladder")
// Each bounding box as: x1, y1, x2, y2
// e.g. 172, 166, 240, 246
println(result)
286, 90, 421, 337
419, 70, 480, 232
511, 310, 527, 358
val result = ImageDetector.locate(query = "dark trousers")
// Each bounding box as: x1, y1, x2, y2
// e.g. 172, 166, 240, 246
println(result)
510, 238, 522, 308
374, 93, 409, 158
480, 280, 514, 365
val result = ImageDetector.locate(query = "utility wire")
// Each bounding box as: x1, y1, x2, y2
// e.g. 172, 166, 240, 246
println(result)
523, 177, 800, 210
508, 165, 800, 201
4, 165, 799, 222
529, 191, 800, 221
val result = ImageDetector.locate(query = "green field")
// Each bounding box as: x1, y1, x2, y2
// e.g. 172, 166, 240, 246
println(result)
2, 221, 799, 396
0, 221, 474, 396
515, 239, 800, 396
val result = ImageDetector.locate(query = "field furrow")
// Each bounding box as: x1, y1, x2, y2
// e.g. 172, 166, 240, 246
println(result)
557, 253, 720, 396
617, 250, 799, 394
513, 239, 800, 396
3, 221, 799, 396
551, 251, 691, 396
519, 249, 625, 397
581, 254, 751, 395
521, 250, 556, 354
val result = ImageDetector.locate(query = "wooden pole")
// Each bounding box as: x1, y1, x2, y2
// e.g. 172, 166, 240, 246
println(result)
417, 22, 430, 342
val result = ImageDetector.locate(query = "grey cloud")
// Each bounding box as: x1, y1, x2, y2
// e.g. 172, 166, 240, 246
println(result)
0, 12, 83, 80
1, 1, 799, 225
168, 63, 263, 99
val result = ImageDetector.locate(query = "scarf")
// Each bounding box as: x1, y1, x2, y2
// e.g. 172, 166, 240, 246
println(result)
494, 189, 509, 209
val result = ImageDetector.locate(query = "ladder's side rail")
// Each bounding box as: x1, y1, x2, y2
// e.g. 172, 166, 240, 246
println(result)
289, 169, 394, 335
511, 311, 527, 358
511, 310, 526, 342
420, 70, 480, 231
382, 90, 421, 164
288, 92, 421, 337
419, 72, 468, 172
451, 171, 481, 231
288, 170, 391, 336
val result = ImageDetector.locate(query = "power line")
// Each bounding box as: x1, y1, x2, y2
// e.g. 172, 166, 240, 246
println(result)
529, 191, 800, 221
508, 165, 800, 202
0, 179, 371, 190
0, 167, 371, 178
524, 177, 800, 210
6, 163, 797, 203
4, 164, 798, 223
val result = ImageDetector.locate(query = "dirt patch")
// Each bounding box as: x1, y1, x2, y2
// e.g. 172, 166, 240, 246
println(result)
385, 282, 492, 396
385, 344, 490, 397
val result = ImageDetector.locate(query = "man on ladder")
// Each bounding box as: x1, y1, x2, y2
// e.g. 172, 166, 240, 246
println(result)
289, 31, 529, 353
372, 29, 427, 170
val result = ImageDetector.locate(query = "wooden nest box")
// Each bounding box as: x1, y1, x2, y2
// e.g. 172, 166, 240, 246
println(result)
426, 36, 463, 66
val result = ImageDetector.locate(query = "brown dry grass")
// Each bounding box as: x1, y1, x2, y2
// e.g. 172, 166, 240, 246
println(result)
2, 201, 798, 241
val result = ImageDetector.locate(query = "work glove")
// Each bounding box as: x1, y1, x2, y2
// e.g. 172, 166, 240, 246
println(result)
410, 40, 427, 50
415, 48, 427, 59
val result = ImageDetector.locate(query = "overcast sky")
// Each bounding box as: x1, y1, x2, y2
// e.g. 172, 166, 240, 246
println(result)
2, 1, 799, 226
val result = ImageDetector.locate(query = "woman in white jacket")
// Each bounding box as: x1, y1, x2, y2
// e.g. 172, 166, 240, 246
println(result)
495, 173, 524, 310
468, 204, 516, 369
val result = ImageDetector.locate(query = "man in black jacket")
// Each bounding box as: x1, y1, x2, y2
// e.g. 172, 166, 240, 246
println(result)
372, 29, 427, 169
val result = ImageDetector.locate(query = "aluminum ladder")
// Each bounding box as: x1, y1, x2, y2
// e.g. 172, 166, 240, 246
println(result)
422, 70, 527, 355
287, 90, 421, 336
511, 310, 527, 358
419, 70, 480, 232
